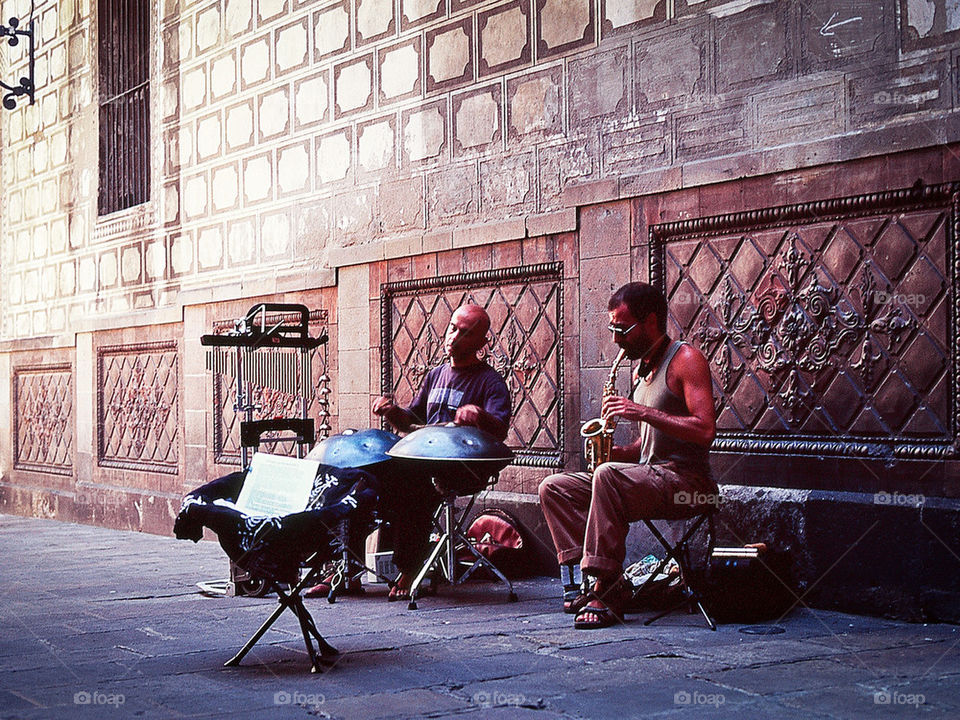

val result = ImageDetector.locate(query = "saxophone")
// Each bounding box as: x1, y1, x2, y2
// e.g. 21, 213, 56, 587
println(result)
580, 347, 627, 472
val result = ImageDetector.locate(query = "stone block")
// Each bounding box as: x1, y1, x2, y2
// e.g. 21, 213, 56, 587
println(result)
799, 0, 895, 72
526, 208, 577, 238
537, 0, 596, 59
275, 17, 309, 76
601, 114, 670, 177
402, 100, 447, 165
602, 0, 667, 37
715, 2, 791, 92
383, 231, 424, 260
358, 117, 397, 176
210, 51, 236, 101
634, 20, 707, 109
314, 1, 351, 60
579, 254, 629, 320
560, 178, 618, 208
242, 153, 273, 204
539, 137, 598, 211
401, 0, 444, 31
428, 163, 477, 220
379, 37, 421, 105
423, 229, 453, 253
355, 0, 395, 46
580, 200, 630, 260
239, 35, 270, 89
225, 100, 255, 150
277, 141, 311, 196
620, 166, 682, 199
568, 47, 628, 127
478, 0, 531, 77
316, 126, 353, 185
381, 176, 425, 234
452, 217, 526, 248
752, 75, 845, 147
848, 55, 951, 128
507, 66, 563, 144
426, 17, 473, 92
675, 101, 748, 161
480, 153, 535, 215
453, 84, 503, 156
294, 70, 330, 129
334, 54, 374, 117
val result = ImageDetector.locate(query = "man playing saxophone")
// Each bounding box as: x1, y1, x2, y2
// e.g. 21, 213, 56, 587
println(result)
539, 282, 717, 629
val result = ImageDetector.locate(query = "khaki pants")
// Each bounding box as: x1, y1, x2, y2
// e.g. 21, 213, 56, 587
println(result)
538, 462, 716, 578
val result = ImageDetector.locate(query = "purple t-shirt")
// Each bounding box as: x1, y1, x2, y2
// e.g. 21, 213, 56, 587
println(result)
407, 361, 511, 434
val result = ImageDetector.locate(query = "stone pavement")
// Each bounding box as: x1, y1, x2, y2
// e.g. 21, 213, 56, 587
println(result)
1, 513, 958, 720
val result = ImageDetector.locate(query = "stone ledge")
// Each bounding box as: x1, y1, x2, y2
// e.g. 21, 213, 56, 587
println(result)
452, 217, 527, 248
561, 177, 620, 207
526, 208, 578, 236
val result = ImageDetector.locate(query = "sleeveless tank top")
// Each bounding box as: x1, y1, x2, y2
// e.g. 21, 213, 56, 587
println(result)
632, 340, 711, 479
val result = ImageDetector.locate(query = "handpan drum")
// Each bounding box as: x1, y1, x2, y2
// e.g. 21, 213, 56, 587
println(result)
386, 425, 513, 493
307, 428, 400, 468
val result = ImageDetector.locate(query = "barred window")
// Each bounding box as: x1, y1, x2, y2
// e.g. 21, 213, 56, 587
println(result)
98, 0, 150, 215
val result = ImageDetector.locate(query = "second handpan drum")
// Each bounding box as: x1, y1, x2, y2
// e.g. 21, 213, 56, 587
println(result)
386, 425, 513, 493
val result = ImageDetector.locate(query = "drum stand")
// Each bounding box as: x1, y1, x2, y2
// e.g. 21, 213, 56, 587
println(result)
407, 482, 518, 610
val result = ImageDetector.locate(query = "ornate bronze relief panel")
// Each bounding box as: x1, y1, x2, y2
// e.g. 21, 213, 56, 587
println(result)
97, 341, 180, 474
13, 365, 73, 476
650, 184, 958, 461
381, 263, 564, 467
211, 309, 330, 465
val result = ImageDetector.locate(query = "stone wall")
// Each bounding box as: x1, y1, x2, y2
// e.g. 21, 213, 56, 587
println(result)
0, 0, 958, 617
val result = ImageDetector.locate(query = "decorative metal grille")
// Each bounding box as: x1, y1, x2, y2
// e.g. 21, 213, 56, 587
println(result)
212, 310, 330, 465
98, 0, 150, 215
650, 183, 959, 460
98, 341, 180, 474
381, 263, 564, 467
13, 365, 73, 476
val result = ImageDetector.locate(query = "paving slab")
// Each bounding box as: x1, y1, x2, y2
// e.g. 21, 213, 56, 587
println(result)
2, 513, 960, 719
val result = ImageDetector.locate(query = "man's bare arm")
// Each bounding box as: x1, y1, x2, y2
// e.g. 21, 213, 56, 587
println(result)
603, 345, 716, 448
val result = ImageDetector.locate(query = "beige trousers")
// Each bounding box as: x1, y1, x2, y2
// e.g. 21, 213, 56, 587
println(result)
538, 461, 716, 578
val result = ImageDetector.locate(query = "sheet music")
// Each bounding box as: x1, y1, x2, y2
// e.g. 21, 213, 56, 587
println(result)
234, 453, 320, 517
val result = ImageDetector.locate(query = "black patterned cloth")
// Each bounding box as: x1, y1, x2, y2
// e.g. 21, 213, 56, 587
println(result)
174, 465, 380, 584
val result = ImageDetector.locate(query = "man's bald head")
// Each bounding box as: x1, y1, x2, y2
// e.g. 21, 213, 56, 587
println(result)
445, 304, 490, 366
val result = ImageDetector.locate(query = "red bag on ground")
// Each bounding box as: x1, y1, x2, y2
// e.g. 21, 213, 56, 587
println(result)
460, 508, 529, 578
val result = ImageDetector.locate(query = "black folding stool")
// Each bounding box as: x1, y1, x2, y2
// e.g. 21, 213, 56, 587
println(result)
631, 506, 717, 630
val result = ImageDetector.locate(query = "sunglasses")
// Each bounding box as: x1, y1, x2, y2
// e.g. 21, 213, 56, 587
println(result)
607, 322, 638, 337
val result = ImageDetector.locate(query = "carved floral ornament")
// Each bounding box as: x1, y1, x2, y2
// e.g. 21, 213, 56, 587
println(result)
651, 183, 958, 460
697, 233, 916, 423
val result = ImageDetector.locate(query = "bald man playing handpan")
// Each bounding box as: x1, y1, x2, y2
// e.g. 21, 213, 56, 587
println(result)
374, 304, 512, 601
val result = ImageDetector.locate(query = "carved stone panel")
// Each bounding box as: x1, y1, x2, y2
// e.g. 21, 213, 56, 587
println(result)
212, 309, 330, 465
650, 184, 958, 461
98, 342, 180, 474
381, 263, 564, 467
13, 365, 73, 475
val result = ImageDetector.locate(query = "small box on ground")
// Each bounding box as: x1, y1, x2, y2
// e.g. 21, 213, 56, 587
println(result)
366, 551, 398, 583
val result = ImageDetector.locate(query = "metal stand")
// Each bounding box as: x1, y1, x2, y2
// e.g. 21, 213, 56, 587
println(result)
407, 485, 518, 610
634, 512, 717, 631
224, 554, 339, 673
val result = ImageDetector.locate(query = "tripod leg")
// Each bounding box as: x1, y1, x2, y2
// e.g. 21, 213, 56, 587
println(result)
224, 600, 288, 667
408, 530, 449, 609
